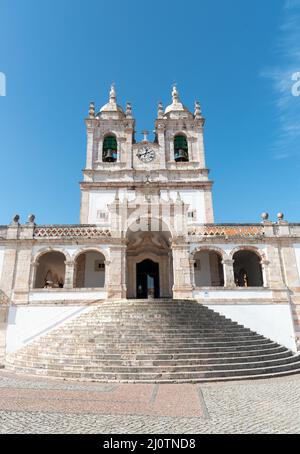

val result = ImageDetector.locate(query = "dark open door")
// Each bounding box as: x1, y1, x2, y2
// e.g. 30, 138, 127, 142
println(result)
136, 259, 160, 299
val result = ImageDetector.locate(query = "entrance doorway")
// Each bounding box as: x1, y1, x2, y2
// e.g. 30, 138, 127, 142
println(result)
136, 259, 160, 299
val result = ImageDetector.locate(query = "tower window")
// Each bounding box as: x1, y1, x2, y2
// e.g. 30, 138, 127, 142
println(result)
174, 135, 189, 162
188, 210, 196, 220
103, 135, 118, 162
97, 210, 108, 222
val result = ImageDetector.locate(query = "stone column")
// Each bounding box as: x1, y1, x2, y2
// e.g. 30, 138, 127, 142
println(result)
222, 259, 235, 288
29, 261, 38, 289
106, 245, 127, 299
64, 260, 75, 289
157, 124, 166, 169
97, 139, 103, 162
124, 125, 134, 168
172, 242, 193, 299
260, 259, 270, 288
187, 138, 193, 161
189, 258, 196, 288
169, 139, 175, 162
85, 124, 94, 169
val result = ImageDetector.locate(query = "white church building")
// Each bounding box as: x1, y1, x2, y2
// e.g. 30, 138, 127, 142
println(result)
1, 86, 300, 382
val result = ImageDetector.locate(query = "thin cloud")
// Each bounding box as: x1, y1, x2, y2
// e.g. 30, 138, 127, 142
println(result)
262, 0, 300, 159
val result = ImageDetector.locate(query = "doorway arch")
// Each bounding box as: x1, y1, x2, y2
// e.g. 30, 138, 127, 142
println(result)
126, 224, 173, 299
136, 259, 160, 298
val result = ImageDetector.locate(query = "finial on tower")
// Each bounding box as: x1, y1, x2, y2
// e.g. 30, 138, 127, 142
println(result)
89, 101, 95, 118
194, 101, 202, 119
126, 102, 132, 118
11, 214, 20, 225
157, 101, 164, 118
109, 83, 116, 103
172, 84, 179, 102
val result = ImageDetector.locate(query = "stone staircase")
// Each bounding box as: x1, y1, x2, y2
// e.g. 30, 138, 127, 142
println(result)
5, 299, 300, 383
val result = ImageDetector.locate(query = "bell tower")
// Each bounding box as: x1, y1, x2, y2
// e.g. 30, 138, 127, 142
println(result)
80, 85, 214, 225
80, 85, 136, 223
153, 85, 214, 223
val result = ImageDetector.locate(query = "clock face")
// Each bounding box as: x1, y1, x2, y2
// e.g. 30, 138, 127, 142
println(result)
137, 146, 155, 163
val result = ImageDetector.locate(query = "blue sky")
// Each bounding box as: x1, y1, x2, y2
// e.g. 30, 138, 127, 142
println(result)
0, 0, 300, 225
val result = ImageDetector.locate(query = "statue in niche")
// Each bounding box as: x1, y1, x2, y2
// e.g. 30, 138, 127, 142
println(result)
44, 270, 54, 288
237, 268, 248, 287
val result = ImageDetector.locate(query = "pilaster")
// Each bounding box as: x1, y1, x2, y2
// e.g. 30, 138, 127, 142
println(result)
85, 122, 95, 169
64, 260, 75, 289
172, 242, 193, 299
222, 259, 235, 288
107, 245, 127, 299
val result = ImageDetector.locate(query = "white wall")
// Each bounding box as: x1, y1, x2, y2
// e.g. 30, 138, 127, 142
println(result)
88, 189, 136, 224
165, 190, 206, 223
6, 305, 95, 354
84, 252, 105, 287
205, 303, 296, 352
88, 188, 207, 225
193, 289, 273, 299
194, 251, 211, 286
29, 290, 107, 302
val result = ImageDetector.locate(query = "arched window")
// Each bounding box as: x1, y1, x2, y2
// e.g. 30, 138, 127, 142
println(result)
34, 251, 66, 289
103, 135, 117, 162
194, 250, 224, 287
74, 250, 106, 288
174, 134, 189, 162
233, 250, 263, 287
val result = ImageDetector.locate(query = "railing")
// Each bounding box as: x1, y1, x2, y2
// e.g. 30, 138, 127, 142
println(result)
0, 226, 7, 239
188, 225, 264, 237
34, 225, 111, 239
289, 225, 300, 236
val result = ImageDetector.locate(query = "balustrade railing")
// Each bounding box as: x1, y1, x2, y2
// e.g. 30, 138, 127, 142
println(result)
34, 225, 111, 239
188, 225, 264, 237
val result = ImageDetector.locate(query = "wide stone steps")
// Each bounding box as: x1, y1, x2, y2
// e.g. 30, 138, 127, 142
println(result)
5, 299, 300, 383
31, 335, 267, 345
9, 354, 298, 369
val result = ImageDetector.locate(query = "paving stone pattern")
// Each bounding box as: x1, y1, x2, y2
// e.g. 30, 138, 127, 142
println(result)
0, 370, 300, 434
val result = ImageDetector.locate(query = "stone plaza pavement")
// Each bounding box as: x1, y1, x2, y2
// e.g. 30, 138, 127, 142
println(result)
0, 369, 299, 434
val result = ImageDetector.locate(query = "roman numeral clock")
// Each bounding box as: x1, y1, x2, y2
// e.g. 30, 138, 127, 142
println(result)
137, 145, 155, 163
133, 130, 159, 168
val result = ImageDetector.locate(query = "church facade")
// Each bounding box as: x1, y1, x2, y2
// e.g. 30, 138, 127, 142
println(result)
1, 86, 300, 363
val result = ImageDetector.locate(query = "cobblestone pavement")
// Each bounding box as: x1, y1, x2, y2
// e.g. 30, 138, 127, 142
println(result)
0, 370, 300, 434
